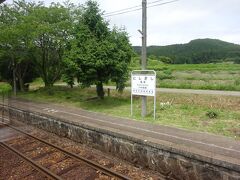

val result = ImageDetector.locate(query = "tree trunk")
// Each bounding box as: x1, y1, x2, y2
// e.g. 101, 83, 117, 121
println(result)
44, 81, 53, 88
1, 94, 4, 123
19, 77, 24, 92
11, 56, 17, 96
96, 82, 105, 99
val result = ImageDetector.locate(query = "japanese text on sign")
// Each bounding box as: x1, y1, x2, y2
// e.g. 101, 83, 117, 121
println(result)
131, 74, 156, 96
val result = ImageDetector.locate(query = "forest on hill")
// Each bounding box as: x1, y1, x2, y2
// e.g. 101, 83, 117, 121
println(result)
133, 39, 240, 64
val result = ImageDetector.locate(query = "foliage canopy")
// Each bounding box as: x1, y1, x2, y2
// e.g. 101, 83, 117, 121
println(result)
64, 1, 132, 99
0, 0, 133, 98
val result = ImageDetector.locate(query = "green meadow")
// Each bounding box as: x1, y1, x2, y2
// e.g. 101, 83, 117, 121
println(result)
130, 62, 240, 91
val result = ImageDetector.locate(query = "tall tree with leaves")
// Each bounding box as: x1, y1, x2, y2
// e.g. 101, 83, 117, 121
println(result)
0, 0, 37, 92
64, 0, 132, 99
28, 3, 73, 87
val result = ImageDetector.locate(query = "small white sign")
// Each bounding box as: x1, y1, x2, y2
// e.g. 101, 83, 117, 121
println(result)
131, 74, 156, 96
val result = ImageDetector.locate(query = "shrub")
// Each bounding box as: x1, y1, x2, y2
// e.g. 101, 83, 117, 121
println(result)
0, 82, 12, 95
159, 56, 173, 64
148, 60, 163, 67
159, 101, 172, 110
234, 79, 240, 86
163, 69, 172, 75
206, 110, 218, 119
157, 69, 174, 80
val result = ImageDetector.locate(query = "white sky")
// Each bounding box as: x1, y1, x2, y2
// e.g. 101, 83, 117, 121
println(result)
3, 0, 240, 46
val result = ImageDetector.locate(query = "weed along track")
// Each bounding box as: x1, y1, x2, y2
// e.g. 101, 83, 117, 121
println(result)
0, 124, 131, 180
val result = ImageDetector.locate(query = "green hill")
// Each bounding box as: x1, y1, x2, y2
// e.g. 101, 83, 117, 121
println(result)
133, 39, 240, 64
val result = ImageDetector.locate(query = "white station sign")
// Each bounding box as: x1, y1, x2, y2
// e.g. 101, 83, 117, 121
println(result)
131, 74, 156, 96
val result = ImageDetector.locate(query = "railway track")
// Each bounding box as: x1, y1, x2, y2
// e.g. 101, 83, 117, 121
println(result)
0, 123, 131, 180
0, 141, 60, 180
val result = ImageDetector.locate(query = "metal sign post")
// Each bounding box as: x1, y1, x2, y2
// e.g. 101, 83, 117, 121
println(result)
131, 70, 156, 120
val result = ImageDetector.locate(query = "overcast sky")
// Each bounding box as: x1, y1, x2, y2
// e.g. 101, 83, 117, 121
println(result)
4, 0, 240, 46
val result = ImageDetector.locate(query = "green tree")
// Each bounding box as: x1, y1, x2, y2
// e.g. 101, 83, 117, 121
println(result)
233, 57, 240, 64
0, 0, 36, 91
1, 1, 83, 90
64, 1, 132, 99
28, 3, 73, 87
159, 56, 173, 64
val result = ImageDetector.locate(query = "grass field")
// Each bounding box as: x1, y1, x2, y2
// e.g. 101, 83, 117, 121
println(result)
130, 62, 240, 91
18, 86, 240, 139
30, 63, 240, 91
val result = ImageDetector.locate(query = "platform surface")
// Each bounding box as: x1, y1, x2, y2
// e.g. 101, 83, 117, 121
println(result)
7, 98, 240, 169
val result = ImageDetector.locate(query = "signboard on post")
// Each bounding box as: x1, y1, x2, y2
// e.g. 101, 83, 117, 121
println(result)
131, 70, 156, 119
131, 74, 156, 96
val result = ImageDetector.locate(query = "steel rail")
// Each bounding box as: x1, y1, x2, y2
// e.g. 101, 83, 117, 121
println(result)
6, 124, 131, 180
0, 141, 62, 180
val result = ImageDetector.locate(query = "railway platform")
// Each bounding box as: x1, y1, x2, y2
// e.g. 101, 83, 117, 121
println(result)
2, 98, 240, 179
